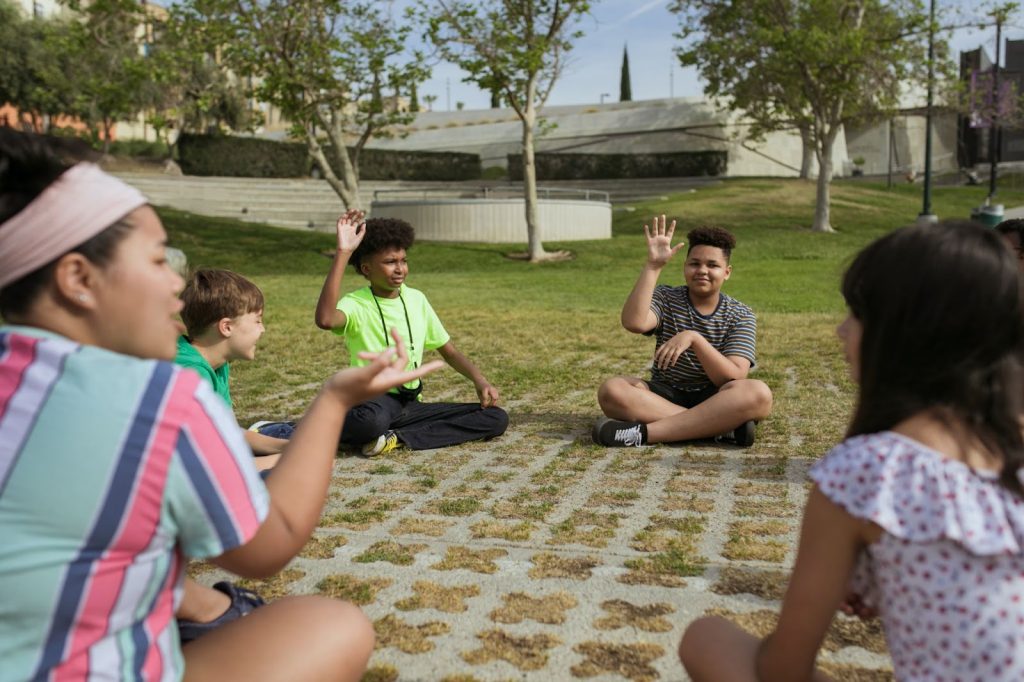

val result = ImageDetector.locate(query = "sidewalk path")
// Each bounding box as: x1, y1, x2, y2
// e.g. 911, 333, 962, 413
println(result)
193, 419, 893, 681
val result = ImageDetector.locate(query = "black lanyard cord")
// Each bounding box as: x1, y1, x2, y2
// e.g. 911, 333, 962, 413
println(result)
371, 291, 420, 374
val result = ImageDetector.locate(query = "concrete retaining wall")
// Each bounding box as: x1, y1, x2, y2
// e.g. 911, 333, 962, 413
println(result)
371, 198, 611, 243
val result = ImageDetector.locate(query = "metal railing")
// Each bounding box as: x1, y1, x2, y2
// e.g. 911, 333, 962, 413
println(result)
372, 186, 610, 203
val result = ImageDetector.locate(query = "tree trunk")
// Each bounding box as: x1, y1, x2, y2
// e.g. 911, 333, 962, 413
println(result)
101, 119, 113, 155
304, 122, 360, 210
799, 125, 813, 180
812, 128, 837, 233
522, 79, 547, 261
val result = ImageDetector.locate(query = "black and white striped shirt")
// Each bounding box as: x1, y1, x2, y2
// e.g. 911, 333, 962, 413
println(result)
648, 285, 757, 389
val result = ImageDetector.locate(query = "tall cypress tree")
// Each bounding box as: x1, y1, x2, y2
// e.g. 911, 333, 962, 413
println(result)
619, 45, 632, 102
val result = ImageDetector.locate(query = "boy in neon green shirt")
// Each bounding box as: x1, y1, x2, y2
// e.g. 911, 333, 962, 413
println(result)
312, 210, 508, 456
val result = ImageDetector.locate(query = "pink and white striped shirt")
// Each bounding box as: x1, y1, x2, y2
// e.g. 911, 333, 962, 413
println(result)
0, 326, 268, 681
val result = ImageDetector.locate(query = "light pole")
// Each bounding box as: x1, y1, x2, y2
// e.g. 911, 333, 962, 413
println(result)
600, 93, 610, 104
970, 4, 1013, 227
988, 14, 1004, 204
918, 0, 937, 223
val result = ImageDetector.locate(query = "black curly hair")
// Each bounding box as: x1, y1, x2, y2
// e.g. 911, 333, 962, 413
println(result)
686, 226, 736, 262
350, 217, 416, 275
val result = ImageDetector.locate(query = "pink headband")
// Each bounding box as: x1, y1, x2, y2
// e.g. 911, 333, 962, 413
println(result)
0, 163, 148, 289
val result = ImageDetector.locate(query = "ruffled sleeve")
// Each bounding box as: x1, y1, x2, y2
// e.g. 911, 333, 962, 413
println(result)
809, 432, 1024, 556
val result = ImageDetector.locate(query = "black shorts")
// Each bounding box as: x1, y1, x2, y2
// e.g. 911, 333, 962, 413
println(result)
645, 380, 718, 409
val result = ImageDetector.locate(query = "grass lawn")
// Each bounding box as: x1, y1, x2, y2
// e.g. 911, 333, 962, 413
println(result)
161, 177, 1018, 461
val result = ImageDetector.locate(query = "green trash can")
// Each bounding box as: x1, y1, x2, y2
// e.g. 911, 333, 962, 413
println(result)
971, 204, 1005, 228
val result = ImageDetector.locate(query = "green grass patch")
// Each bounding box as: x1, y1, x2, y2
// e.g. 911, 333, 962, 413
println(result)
157, 178, 1017, 460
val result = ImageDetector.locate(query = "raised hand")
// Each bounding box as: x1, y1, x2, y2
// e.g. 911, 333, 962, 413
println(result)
644, 214, 686, 268
330, 329, 443, 407
336, 209, 367, 254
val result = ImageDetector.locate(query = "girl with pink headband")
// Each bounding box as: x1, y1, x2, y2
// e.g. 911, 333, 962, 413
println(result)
0, 129, 440, 680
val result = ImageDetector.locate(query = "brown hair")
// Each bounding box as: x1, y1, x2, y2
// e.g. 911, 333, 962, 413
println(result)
180, 269, 264, 338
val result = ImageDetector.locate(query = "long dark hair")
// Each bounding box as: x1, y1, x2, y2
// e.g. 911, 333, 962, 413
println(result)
842, 220, 1024, 495
0, 129, 131, 318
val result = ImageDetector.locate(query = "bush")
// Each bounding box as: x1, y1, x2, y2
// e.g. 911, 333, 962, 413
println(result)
108, 139, 170, 159
481, 166, 508, 180
177, 134, 310, 177
347, 147, 480, 181
177, 133, 481, 180
507, 151, 727, 180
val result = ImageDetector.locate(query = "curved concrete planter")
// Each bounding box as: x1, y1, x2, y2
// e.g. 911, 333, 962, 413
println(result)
369, 198, 612, 243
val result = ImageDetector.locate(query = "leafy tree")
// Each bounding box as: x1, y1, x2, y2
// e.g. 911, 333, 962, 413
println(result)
179, 0, 428, 209
672, 0, 928, 232
140, 6, 258, 154
620, 45, 631, 102
61, 0, 150, 153
424, 0, 590, 261
0, 0, 77, 132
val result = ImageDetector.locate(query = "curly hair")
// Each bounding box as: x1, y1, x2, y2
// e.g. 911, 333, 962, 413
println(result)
686, 226, 736, 261
350, 217, 416, 274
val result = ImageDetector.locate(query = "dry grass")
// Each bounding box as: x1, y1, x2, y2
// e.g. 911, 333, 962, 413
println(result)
462, 630, 562, 670
490, 591, 578, 625
394, 581, 480, 613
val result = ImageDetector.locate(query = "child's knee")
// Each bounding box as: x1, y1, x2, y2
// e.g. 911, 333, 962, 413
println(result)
484, 406, 510, 437
748, 379, 773, 416
342, 405, 393, 444
299, 598, 375, 670
597, 377, 629, 407
678, 616, 729, 674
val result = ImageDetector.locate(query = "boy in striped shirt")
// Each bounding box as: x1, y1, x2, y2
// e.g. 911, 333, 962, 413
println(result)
593, 217, 773, 447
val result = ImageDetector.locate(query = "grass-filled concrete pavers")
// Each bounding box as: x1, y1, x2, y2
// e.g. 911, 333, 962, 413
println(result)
166, 176, 994, 679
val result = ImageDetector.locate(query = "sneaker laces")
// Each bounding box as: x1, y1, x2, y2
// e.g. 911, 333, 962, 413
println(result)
614, 425, 644, 447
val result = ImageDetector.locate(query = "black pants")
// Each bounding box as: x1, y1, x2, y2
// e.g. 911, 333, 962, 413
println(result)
340, 393, 509, 450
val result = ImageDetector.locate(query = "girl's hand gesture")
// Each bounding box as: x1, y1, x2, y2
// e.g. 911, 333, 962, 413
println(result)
644, 214, 686, 268
336, 209, 367, 254
328, 329, 443, 408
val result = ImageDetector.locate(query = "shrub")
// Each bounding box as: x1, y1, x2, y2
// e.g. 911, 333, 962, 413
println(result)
176, 133, 481, 180
481, 166, 508, 180
178, 134, 309, 177
507, 151, 727, 180
108, 139, 171, 159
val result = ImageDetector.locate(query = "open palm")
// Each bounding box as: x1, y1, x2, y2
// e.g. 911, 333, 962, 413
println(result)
644, 214, 685, 267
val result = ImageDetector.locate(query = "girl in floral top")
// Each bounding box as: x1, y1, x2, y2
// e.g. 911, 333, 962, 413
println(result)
680, 220, 1024, 681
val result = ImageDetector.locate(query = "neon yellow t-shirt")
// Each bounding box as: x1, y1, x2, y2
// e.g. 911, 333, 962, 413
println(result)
334, 284, 450, 394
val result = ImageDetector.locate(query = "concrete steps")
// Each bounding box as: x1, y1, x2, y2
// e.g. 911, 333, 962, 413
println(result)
116, 172, 718, 232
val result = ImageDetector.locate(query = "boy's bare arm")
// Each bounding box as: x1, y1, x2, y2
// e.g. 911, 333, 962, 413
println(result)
314, 210, 365, 330
654, 330, 751, 386
243, 429, 287, 456
437, 340, 500, 408
621, 215, 685, 334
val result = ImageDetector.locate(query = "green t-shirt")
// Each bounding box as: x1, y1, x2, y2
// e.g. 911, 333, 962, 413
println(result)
334, 284, 449, 394
175, 335, 233, 408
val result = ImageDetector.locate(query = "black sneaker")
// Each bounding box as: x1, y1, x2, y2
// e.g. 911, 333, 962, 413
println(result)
178, 581, 266, 645
592, 418, 648, 447
717, 420, 756, 447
